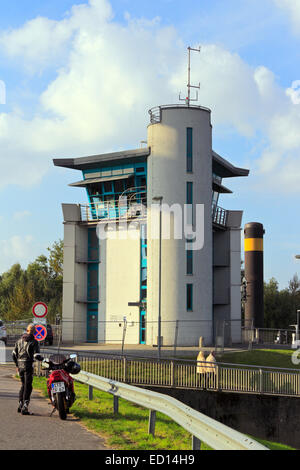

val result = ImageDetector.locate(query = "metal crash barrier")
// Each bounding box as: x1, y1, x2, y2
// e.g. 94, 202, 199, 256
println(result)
72, 370, 268, 451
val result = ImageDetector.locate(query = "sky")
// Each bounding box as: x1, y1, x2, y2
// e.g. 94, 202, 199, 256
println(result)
0, 0, 300, 288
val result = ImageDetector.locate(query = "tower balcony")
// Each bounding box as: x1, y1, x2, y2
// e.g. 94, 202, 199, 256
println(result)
212, 204, 228, 228
80, 187, 147, 223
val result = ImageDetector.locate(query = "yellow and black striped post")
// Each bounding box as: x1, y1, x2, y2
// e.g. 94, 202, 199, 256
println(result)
244, 222, 265, 328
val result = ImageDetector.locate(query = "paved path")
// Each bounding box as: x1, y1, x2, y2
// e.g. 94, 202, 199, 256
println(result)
0, 365, 108, 450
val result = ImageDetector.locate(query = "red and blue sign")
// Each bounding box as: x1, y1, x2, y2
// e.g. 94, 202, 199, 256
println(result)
34, 324, 47, 342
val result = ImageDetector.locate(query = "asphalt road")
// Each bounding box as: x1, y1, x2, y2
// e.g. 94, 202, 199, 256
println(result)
0, 364, 108, 450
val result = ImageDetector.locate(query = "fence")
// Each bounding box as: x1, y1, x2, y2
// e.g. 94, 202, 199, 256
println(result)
37, 350, 300, 398
6, 322, 62, 347
73, 370, 267, 450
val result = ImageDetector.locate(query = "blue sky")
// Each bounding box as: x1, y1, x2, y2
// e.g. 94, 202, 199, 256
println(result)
0, 0, 300, 289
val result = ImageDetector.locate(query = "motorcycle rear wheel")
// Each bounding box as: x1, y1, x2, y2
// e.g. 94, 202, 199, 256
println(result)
56, 392, 67, 420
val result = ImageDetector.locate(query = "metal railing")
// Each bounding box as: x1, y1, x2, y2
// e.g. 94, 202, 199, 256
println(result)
6, 323, 62, 347
80, 192, 147, 223
242, 328, 295, 346
148, 104, 211, 124
212, 204, 228, 227
58, 353, 300, 398
72, 370, 268, 450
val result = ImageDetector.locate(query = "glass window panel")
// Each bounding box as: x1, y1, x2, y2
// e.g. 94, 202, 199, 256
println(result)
187, 284, 193, 311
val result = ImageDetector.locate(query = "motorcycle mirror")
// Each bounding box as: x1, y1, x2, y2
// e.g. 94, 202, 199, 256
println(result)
34, 353, 44, 361
41, 359, 50, 369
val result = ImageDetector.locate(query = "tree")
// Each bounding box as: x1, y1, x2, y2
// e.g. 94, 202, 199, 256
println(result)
0, 240, 63, 323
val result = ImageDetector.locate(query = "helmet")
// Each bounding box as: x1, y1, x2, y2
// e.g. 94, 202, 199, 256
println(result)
65, 360, 81, 375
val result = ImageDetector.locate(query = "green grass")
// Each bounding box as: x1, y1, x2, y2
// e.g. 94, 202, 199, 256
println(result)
32, 376, 295, 450
219, 349, 300, 370
32, 376, 209, 450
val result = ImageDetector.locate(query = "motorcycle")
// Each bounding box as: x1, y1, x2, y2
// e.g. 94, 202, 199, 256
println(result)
35, 353, 81, 420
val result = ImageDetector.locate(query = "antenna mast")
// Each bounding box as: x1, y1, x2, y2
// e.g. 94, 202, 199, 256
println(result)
179, 46, 201, 107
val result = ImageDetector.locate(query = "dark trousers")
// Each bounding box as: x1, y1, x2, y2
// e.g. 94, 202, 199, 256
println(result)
18, 367, 33, 403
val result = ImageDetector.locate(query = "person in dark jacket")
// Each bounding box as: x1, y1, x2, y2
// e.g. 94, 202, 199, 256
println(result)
12, 324, 40, 415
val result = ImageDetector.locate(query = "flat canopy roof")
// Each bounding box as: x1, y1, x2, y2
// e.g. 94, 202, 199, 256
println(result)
213, 151, 249, 178
69, 174, 133, 187
53, 147, 151, 171
53, 146, 249, 179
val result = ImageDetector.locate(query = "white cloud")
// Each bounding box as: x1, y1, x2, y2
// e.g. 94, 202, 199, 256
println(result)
0, 235, 36, 273
273, 0, 300, 34
0, 0, 299, 193
13, 211, 31, 221
286, 81, 300, 105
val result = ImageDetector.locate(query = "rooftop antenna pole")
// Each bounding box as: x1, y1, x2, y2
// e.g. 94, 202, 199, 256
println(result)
179, 46, 201, 107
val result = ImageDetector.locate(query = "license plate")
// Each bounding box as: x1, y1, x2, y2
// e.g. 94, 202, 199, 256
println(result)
51, 382, 65, 393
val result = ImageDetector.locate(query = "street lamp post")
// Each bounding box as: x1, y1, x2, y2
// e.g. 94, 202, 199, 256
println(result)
153, 196, 163, 361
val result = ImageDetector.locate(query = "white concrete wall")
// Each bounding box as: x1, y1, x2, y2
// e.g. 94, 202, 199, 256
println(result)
147, 107, 213, 346
62, 223, 88, 343
99, 225, 141, 344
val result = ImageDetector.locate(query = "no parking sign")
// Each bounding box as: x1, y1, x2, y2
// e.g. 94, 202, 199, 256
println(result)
34, 324, 47, 342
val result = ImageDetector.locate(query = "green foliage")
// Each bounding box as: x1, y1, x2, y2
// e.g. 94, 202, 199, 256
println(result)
0, 240, 63, 323
264, 274, 300, 328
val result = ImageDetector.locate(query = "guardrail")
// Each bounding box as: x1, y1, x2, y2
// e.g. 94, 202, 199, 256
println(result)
72, 370, 268, 450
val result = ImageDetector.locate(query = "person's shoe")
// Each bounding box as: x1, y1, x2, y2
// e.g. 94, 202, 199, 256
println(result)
17, 401, 23, 413
21, 401, 30, 415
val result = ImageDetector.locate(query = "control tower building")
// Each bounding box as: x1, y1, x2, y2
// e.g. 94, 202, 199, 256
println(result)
54, 103, 249, 346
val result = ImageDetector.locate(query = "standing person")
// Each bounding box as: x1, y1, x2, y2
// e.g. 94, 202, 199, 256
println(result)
12, 324, 40, 415
196, 350, 207, 388
205, 350, 218, 388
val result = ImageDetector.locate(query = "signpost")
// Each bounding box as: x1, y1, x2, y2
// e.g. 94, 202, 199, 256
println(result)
32, 302, 48, 342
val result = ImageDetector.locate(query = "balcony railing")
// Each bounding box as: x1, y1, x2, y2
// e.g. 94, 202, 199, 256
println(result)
80, 193, 227, 228
212, 204, 228, 227
80, 188, 147, 223
148, 104, 212, 124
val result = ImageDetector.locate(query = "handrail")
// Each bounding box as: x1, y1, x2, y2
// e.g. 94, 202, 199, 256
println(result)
72, 370, 268, 451
148, 104, 211, 124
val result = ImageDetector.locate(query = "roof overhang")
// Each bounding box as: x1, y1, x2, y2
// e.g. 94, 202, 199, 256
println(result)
53, 147, 151, 171
69, 173, 133, 187
213, 181, 232, 194
213, 151, 249, 178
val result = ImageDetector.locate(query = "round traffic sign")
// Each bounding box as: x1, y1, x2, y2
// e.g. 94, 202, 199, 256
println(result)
34, 324, 47, 342
32, 302, 48, 318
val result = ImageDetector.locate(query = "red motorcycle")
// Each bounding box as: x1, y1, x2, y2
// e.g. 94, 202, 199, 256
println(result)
36, 353, 81, 420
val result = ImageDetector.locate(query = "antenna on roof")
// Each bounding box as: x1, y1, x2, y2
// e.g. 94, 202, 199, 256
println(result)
179, 46, 201, 107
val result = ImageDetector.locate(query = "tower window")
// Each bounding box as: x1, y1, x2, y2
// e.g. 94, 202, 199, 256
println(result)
187, 284, 193, 311
187, 128, 193, 172
187, 249, 193, 275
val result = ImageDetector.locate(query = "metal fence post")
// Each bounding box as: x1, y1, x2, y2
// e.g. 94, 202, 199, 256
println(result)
148, 410, 156, 436
259, 368, 263, 394
88, 385, 93, 400
171, 360, 175, 387
192, 436, 201, 450
123, 357, 127, 383
113, 395, 119, 414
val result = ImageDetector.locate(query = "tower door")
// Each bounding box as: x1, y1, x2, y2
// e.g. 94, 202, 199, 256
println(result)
87, 304, 98, 343
140, 310, 146, 344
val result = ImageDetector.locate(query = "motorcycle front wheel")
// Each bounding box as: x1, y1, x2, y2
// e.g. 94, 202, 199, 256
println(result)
56, 392, 67, 420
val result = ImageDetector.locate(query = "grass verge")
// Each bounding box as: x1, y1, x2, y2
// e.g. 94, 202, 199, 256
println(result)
32, 376, 294, 450
218, 349, 300, 370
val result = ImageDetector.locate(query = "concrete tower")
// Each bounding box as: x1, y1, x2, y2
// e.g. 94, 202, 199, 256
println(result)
147, 105, 213, 346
